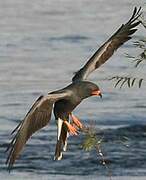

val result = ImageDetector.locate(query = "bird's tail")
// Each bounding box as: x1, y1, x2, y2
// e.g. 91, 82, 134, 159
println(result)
54, 123, 68, 160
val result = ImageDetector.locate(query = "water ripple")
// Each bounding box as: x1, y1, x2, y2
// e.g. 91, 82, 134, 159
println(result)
1, 124, 146, 176
48, 35, 89, 43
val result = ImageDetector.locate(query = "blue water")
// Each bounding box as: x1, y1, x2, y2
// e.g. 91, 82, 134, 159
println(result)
0, 0, 146, 179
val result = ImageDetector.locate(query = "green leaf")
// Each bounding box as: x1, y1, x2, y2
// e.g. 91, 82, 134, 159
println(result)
131, 78, 136, 86
139, 78, 143, 88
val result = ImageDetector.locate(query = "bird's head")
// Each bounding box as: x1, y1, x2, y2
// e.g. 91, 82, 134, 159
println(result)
75, 81, 102, 99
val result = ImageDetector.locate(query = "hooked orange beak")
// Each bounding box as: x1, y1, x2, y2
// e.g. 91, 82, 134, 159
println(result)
91, 90, 102, 98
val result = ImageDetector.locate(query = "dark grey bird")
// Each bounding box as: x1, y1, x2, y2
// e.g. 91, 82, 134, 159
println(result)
6, 7, 141, 170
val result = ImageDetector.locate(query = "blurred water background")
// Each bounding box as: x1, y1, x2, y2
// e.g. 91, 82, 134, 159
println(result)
0, 0, 146, 179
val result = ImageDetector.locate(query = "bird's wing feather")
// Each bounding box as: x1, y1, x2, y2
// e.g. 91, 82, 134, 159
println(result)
72, 7, 142, 82
6, 91, 70, 170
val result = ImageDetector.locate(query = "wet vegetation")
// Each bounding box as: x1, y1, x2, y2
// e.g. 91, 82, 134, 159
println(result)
111, 14, 146, 88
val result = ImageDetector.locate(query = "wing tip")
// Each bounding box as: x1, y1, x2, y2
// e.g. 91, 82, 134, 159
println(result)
5, 154, 14, 172
128, 6, 142, 24
5, 148, 15, 171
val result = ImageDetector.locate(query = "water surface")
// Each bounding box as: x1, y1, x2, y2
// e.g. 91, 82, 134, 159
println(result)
0, 0, 146, 179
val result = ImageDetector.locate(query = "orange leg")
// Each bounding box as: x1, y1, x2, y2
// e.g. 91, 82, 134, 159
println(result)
70, 113, 83, 129
64, 121, 78, 136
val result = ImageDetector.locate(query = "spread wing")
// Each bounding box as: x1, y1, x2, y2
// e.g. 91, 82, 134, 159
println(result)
6, 91, 70, 170
72, 7, 142, 82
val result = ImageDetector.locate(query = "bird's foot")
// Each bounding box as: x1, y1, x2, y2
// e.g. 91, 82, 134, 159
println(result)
70, 114, 83, 129
64, 121, 78, 136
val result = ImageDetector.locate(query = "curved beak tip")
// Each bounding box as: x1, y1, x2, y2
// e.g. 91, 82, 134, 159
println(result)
99, 93, 102, 98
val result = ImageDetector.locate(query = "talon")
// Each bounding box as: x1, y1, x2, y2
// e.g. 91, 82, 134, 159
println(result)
64, 121, 78, 136
70, 114, 83, 129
